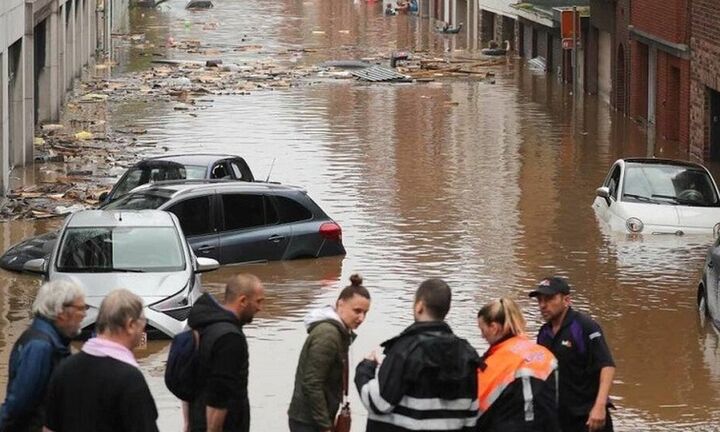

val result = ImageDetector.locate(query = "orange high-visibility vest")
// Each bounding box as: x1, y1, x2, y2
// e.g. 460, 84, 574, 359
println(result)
477, 335, 557, 417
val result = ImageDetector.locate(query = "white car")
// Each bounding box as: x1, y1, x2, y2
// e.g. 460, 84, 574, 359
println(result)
593, 158, 720, 236
23, 209, 219, 338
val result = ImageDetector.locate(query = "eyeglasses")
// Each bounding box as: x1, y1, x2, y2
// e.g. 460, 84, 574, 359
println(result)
63, 303, 89, 311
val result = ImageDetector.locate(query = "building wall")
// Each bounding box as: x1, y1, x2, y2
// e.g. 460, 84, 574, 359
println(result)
0, 0, 117, 194
631, 0, 687, 44
689, 0, 720, 160
655, 52, 690, 145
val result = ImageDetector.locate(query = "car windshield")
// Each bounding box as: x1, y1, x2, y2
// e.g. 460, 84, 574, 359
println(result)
622, 163, 720, 207
112, 164, 207, 198
102, 193, 169, 210
56, 227, 185, 272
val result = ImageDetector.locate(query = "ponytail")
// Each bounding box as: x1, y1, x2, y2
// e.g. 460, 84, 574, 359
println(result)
477, 297, 526, 337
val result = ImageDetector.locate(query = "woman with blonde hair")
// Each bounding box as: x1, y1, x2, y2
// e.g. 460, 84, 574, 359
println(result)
476, 298, 560, 432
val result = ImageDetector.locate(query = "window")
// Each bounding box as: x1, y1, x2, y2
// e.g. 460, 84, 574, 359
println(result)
221, 194, 277, 231
274, 196, 312, 223
607, 166, 621, 200
167, 196, 213, 236
230, 162, 244, 180
211, 163, 230, 179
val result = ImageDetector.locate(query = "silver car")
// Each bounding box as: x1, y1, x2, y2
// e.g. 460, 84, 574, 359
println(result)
23, 209, 219, 338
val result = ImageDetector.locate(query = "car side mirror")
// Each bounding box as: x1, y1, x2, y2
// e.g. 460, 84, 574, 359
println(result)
195, 257, 219, 273
596, 186, 610, 199
98, 191, 109, 203
23, 258, 47, 274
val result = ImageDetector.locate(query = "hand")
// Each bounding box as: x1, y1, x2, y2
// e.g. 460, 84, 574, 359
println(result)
585, 403, 607, 432
365, 348, 381, 363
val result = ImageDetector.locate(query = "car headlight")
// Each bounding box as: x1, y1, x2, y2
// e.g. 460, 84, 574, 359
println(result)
150, 280, 193, 312
714, 223, 720, 238
626, 217, 644, 233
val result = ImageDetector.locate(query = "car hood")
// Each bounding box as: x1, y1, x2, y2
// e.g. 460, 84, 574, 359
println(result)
617, 202, 720, 231
52, 272, 190, 306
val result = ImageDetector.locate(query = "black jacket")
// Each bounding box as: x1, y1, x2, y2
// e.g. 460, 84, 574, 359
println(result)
355, 321, 481, 432
187, 293, 248, 432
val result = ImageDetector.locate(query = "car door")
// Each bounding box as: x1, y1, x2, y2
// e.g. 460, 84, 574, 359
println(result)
709, 243, 720, 322
164, 194, 220, 261
594, 163, 621, 222
217, 193, 291, 264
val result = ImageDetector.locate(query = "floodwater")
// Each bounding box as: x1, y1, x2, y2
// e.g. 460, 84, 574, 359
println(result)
1, 0, 720, 430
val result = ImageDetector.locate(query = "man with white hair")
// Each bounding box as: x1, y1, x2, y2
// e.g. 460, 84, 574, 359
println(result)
0, 281, 85, 432
43, 288, 158, 432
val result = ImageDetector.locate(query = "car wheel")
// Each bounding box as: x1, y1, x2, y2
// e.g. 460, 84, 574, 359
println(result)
698, 285, 709, 325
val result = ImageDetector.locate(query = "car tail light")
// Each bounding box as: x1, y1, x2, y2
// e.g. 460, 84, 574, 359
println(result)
319, 222, 342, 242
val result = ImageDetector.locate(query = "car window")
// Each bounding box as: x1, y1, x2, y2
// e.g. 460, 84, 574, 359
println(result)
221, 194, 277, 231
607, 165, 621, 200
183, 165, 207, 179
57, 227, 185, 272
211, 163, 231, 179
112, 168, 144, 197
274, 196, 312, 223
103, 193, 169, 210
167, 196, 213, 237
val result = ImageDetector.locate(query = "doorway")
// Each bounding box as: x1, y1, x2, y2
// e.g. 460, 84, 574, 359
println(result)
710, 88, 720, 161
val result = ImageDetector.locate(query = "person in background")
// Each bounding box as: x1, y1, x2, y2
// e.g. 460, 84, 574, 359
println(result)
476, 297, 559, 432
0, 281, 85, 432
385, 4, 396, 15
530, 277, 616, 432
288, 274, 371, 432
44, 289, 157, 432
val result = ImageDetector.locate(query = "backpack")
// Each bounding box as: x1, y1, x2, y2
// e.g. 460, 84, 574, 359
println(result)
165, 322, 239, 401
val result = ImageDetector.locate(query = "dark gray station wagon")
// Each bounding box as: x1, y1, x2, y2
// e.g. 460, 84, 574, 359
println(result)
102, 181, 346, 264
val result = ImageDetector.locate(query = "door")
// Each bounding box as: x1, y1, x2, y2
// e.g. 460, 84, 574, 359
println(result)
218, 193, 291, 264
710, 89, 720, 161
165, 195, 220, 261
594, 164, 621, 221
598, 31, 611, 104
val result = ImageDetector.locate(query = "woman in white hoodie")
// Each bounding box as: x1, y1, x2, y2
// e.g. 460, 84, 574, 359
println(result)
288, 274, 371, 432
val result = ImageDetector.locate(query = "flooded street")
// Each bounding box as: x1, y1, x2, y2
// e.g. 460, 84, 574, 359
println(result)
2, 0, 720, 430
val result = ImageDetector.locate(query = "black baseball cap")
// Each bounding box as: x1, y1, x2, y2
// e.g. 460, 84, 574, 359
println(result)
528, 276, 571, 297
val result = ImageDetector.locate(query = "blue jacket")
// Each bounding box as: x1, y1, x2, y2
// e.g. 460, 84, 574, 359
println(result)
0, 317, 70, 431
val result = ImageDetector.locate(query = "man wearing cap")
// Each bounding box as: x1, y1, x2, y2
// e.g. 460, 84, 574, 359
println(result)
530, 277, 616, 432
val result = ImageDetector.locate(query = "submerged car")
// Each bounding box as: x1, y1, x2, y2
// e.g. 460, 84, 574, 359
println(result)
699, 236, 720, 330
102, 181, 346, 264
23, 210, 219, 338
99, 153, 255, 204
2, 181, 345, 271
593, 158, 720, 235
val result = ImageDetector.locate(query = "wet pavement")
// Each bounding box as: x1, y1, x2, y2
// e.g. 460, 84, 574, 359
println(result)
1, 0, 720, 431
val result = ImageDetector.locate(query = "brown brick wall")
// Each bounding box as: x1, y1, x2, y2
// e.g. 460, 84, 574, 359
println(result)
631, 0, 688, 44
630, 40, 648, 119
689, 0, 720, 160
655, 53, 690, 147
613, 0, 630, 112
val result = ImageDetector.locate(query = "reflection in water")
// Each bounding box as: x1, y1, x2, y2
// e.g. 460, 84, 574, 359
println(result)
0, 0, 719, 430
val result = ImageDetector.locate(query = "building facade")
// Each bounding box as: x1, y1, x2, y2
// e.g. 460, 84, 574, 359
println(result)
629, 0, 690, 153
0, 0, 126, 194
689, 0, 720, 161
587, 0, 629, 112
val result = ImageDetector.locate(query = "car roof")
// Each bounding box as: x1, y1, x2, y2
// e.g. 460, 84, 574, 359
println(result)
66, 210, 176, 228
130, 180, 307, 197
622, 158, 707, 170
139, 153, 243, 167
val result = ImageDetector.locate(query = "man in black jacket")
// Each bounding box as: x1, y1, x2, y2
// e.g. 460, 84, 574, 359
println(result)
355, 278, 480, 432
187, 274, 265, 432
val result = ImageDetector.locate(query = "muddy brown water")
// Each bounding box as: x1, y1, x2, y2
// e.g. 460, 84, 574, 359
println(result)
1, 0, 720, 430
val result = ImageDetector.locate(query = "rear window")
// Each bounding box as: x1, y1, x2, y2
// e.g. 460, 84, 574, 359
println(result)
274, 196, 312, 223
103, 193, 169, 210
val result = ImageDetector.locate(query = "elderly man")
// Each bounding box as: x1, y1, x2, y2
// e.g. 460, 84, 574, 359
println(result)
0, 281, 85, 432
43, 289, 158, 432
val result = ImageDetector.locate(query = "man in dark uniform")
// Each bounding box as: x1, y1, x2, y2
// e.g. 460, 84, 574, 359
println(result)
530, 277, 616, 432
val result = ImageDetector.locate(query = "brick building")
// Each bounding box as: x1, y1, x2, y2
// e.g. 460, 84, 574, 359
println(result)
587, 0, 629, 112
629, 0, 690, 153
689, 0, 720, 161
